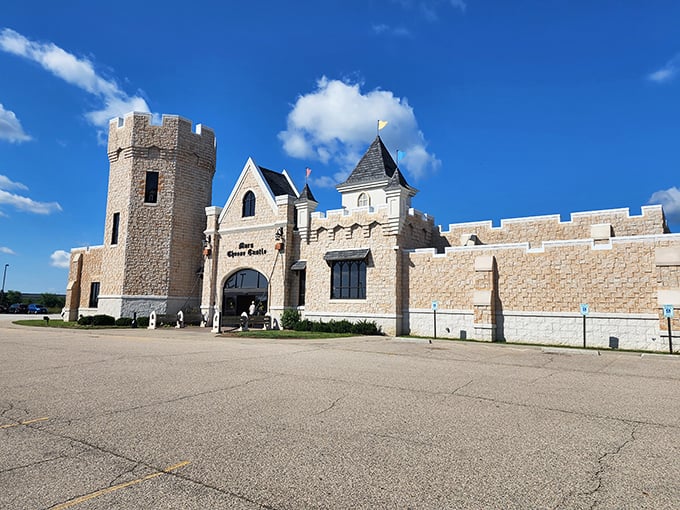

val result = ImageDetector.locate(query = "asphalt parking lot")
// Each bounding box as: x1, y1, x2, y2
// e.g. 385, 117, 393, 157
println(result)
1, 318, 679, 509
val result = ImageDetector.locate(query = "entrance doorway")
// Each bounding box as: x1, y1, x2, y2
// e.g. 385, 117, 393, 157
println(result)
223, 269, 268, 319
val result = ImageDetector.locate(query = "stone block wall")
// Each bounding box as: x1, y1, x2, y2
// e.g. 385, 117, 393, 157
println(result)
64, 246, 103, 321
405, 233, 680, 351
99, 113, 215, 318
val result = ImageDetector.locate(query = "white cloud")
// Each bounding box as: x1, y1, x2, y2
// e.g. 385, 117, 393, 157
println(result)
648, 54, 680, 83
0, 28, 152, 134
279, 76, 440, 186
50, 250, 70, 269
0, 174, 62, 215
392, 0, 466, 21
0, 246, 16, 255
0, 103, 31, 143
649, 187, 680, 222
0, 175, 28, 191
372, 24, 412, 37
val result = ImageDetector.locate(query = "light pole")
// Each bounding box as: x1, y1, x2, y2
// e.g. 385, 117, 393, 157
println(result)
1, 264, 8, 305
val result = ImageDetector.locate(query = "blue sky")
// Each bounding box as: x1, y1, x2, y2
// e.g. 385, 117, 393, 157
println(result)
1, 1, 679, 293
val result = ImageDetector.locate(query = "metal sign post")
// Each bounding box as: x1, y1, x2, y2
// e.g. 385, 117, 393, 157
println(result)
663, 305, 674, 354
580, 304, 589, 348
431, 301, 438, 344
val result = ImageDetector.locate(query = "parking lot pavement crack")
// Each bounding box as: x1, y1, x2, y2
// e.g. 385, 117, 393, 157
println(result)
106, 461, 143, 488
166, 472, 282, 510
50, 374, 279, 425
315, 395, 345, 415
584, 423, 639, 509
0, 441, 88, 475
528, 371, 557, 385
451, 379, 474, 395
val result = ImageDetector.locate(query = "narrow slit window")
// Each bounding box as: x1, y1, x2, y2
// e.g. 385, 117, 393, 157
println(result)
145, 171, 159, 203
111, 212, 120, 245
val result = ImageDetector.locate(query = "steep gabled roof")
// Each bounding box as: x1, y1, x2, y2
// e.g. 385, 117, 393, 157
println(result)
337, 136, 410, 188
260, 167, 297, 197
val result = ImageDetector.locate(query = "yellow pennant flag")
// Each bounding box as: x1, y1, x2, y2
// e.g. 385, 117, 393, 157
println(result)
378, 120, 388, 130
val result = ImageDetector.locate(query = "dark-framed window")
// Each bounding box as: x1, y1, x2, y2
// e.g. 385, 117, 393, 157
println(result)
242, 191, 255, 217
111, 212, 120, 245
89, 282, 100, 308
331, 260, 366, 299
145, 171, 159, 203
298, 269, 306, 306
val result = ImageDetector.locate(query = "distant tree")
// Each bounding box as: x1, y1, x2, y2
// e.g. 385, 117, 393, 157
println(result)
40, 293, 64, 308
6, 290, 22, 305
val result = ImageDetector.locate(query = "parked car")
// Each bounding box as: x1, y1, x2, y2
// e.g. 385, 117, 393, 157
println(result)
8, 303, 28, 314
0, 304, 7, 313
28, 304, 48, 314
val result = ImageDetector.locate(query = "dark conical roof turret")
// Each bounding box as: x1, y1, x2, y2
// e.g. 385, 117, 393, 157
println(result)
295, 183, 317, 203
337, 136, 410, 188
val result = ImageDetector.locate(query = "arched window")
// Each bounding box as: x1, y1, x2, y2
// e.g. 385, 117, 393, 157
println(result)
242, 191, 256, 217
357, 193, 369, 208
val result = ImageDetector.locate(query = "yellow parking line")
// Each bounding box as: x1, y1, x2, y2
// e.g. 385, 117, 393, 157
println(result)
52, 461, 191, 510
0, 416, 49, 429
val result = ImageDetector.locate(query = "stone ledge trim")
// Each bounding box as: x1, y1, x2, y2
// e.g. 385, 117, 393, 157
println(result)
655, 247, 680, 266
473, 290, 492, 306
657, 289, 680, 306
474, 255, 494, 271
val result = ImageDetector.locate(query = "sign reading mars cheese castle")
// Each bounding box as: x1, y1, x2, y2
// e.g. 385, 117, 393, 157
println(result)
66, 112, 680, 351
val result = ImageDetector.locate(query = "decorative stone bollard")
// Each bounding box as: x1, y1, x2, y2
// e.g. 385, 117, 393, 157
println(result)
176, 310, 184, 329
148, 310, 157, 330
240, 311, 249, 331
211, 310, 221, 333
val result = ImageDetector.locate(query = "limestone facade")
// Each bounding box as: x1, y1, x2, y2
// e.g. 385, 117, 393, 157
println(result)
66, 111, 680, 352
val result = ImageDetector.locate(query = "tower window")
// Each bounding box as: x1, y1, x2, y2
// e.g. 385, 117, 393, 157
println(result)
357, 193, 369, 207
242, 191, 256, 217
145, 171, 159, 203
111, 212, 120, 245
89, 282, 100, 308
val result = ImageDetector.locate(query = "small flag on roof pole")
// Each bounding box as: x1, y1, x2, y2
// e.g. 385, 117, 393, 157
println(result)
397, 150, 406, 164
377, 120, 388, 133
305, 167, 312, 182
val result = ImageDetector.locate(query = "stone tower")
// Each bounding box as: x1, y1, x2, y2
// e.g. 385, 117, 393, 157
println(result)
97, 112, 216, 318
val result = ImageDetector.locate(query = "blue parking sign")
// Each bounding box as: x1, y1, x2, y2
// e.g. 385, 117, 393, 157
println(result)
580, 303, 589, 316
663, 305, 674, 319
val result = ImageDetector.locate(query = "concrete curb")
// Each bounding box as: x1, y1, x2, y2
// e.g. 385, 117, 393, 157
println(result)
640, 353, 680, 360
541, 347, 601, 356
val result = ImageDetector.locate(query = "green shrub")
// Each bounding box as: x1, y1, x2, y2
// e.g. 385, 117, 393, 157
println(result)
281, 309, 300, 329
294, 319, 312, 331
137, 316, 149, 328
310, 320, 329, 332
92, 314, 116, 326
115, 317, 133, 327
77, 315, 93, 326
328, 319, 353, 333
351, 320, 382, 335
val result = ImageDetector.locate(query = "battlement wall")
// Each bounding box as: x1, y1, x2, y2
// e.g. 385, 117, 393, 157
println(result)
437, 205, 666, 249
107, 112, 216, 170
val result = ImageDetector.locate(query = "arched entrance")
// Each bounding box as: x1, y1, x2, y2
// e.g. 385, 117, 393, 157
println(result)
222, 269, 268, 318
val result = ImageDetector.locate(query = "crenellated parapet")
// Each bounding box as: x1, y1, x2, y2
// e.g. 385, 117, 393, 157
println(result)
438, 205, 666, 248
107, 112, 216, 172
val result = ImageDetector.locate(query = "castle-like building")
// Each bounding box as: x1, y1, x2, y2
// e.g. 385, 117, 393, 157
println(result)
65, 112, 680, 351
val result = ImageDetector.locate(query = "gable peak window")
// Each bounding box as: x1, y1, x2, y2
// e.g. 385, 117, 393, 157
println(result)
242, 190, 256, 217
357, 193, 370, 208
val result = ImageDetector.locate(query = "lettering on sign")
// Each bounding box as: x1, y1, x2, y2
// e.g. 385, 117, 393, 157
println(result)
227, 242, 268, 258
